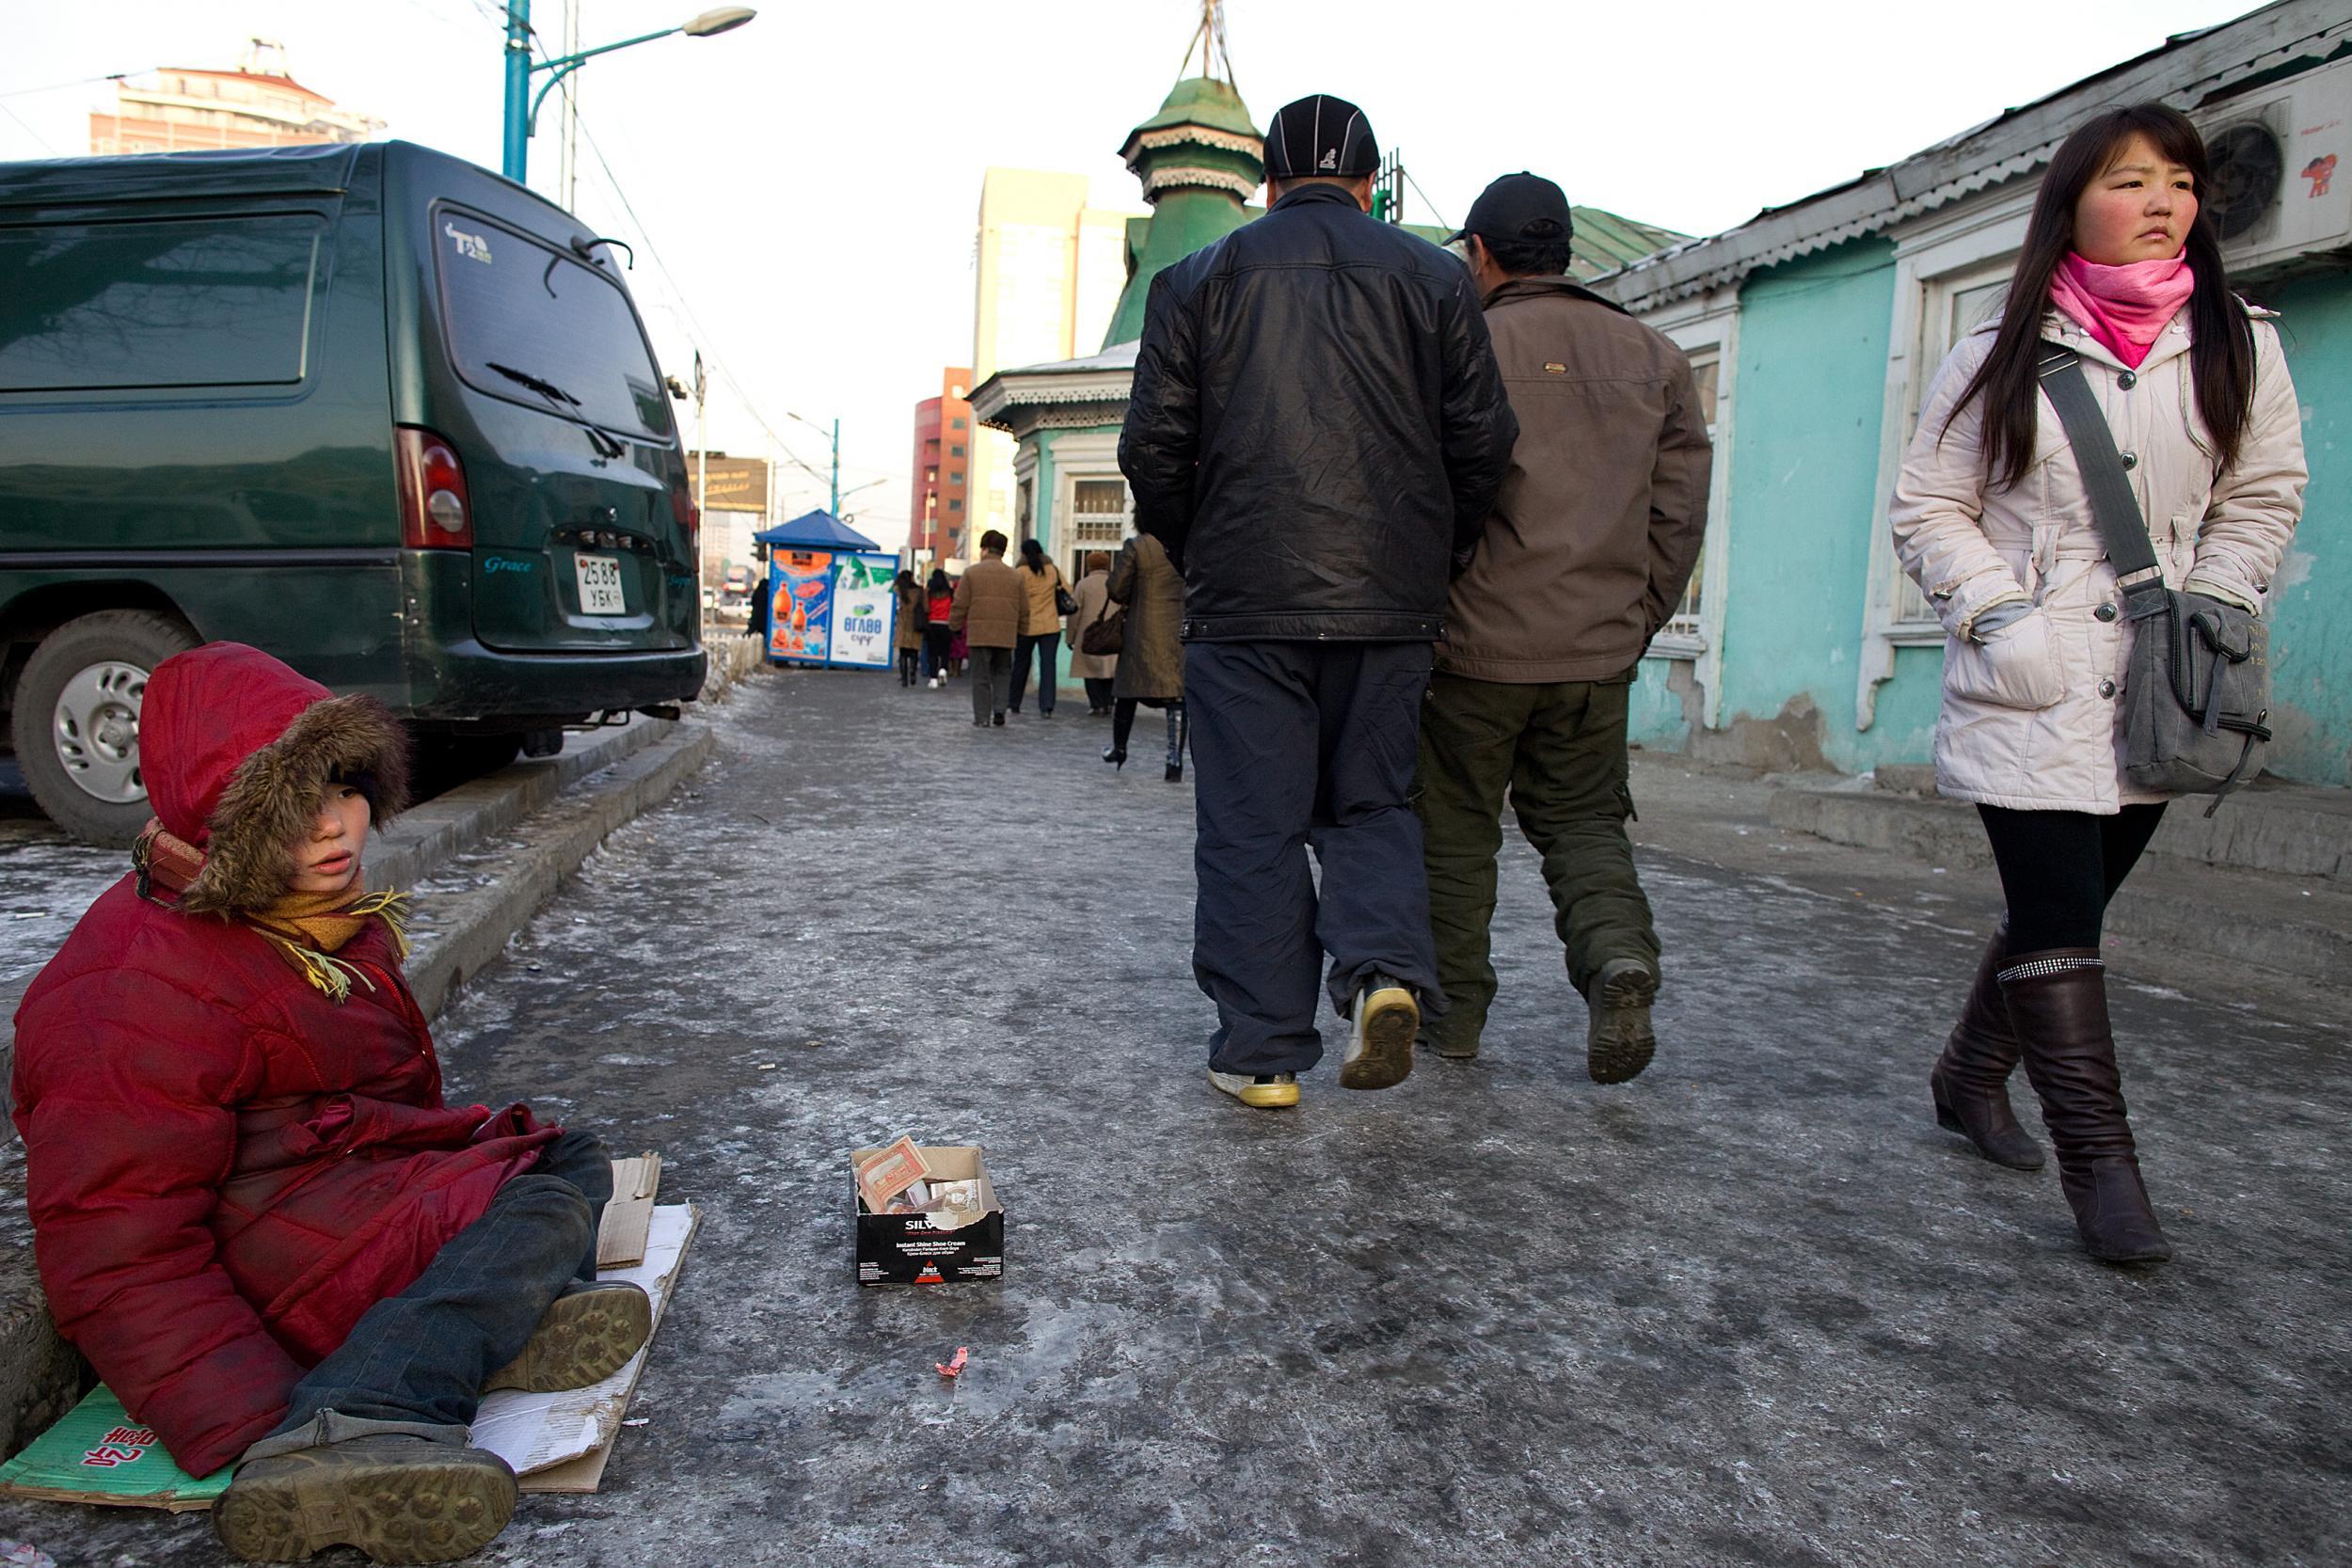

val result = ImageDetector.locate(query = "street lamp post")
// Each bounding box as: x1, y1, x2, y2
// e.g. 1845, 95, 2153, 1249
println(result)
501, 3, 756, 185
784, 409, 841, 516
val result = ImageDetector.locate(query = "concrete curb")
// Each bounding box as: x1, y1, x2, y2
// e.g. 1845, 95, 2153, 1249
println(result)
0, 708, 730, 1463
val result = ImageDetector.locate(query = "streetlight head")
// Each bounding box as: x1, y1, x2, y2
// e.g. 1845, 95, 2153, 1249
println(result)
681, 7, 755, 36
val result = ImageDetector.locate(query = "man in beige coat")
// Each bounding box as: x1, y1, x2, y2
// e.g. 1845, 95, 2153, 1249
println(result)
1416, 173, 1711, 1082
949, 530, 1030, 727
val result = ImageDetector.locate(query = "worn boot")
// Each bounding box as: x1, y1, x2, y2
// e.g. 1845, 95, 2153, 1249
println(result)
1999, 951, 2172, 1264
1929, 926, 2046, 1170
1585, 958, 1658, 1085
214, 1434, 516, 1564
485, 1280, 652, 1393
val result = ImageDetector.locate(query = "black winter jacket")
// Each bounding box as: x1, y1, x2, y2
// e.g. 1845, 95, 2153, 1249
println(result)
1119, 184, 1518, 642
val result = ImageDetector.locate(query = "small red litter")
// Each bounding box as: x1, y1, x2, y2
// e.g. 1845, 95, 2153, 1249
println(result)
935, 1347, 969, 1379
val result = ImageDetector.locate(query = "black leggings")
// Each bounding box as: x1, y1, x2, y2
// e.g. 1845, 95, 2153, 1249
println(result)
1976, 803, 2167, 952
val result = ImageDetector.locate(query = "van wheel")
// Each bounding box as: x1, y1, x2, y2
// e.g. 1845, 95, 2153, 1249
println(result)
11, 610, 199, 847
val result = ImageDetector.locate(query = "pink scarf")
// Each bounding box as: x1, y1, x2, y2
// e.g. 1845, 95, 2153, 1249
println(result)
2048, 251, 2194, 369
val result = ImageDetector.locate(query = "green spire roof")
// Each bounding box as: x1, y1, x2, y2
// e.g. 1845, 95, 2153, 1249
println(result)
1124, 76, 1260, 143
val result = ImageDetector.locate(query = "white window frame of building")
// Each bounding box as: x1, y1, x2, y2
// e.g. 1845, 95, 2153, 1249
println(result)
1854, 180, 2037, 730
1635, 287, 1740, 728
1041, 431, 1132, 581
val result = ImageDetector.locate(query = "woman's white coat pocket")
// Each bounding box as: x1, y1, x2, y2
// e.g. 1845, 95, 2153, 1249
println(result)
1944, 610, 2066, 711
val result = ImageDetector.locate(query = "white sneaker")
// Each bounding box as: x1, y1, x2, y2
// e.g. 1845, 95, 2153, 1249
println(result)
1340, 975, 1418, 1091
1207, 1069, 1299, 1109
929, 676, 942, 689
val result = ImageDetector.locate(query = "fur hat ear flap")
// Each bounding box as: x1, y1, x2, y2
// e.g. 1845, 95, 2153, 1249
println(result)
180, 695, 412, 915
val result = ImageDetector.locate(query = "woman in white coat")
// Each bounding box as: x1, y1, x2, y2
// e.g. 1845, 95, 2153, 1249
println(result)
1891, 103, 2305, 1265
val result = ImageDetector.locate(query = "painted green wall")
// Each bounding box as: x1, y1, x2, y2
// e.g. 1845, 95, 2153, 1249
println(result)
1630, 241, 1903, 768
2256, 274, 2352, 786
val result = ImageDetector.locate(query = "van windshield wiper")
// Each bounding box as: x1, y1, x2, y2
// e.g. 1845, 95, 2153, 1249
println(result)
484, 361, 626, 459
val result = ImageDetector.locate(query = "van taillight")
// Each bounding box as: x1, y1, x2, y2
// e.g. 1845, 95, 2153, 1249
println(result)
671, 485, 699, 556
395, 426, 473, 550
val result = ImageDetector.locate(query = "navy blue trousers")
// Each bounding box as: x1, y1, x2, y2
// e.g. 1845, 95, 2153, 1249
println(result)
1185, 641, 1442, 1076
270, 1130, 610, 1436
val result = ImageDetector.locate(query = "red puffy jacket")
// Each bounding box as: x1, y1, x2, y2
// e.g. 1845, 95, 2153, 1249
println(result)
10, 644, 556, 1476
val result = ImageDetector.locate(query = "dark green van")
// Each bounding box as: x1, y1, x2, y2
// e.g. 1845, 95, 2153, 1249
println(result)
0, 139, 706, 842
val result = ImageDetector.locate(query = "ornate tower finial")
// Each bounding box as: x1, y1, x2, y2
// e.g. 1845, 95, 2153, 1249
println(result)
1177, 0, 1237, 90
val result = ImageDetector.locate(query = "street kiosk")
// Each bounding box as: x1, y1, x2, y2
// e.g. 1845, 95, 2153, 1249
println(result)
753, 510, 898, 670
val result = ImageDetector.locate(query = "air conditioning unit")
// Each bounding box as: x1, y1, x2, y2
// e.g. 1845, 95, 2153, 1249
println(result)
2197, 53, 2352, 278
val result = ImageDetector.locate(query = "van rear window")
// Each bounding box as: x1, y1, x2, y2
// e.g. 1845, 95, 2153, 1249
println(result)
0, 215, 323, 392
434, 211, 671, 441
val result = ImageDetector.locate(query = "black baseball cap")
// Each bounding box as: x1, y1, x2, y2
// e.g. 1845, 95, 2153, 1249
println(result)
1264, 93, 1380, 180
1447, 171, 1575, 248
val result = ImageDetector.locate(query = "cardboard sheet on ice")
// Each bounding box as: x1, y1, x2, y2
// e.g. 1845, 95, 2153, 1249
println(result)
0, 1203, 700, 1511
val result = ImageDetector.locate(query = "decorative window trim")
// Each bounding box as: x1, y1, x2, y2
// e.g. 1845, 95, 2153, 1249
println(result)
1855, 180, 2037, 729
1637, 289, 1740, 724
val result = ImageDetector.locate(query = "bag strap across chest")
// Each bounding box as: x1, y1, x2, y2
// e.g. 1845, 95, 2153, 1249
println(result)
2034, 344, 2164, 596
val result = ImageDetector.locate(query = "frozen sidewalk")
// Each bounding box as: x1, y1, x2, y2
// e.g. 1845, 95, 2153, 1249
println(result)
5, 666, 2345, 1566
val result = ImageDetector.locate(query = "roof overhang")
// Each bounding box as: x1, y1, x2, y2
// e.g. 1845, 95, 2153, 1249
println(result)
969, 342, 1142, 436
1597, 1, 2352, 312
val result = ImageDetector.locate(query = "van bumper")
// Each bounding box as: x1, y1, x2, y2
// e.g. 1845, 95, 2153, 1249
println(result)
402, 636, 707, 721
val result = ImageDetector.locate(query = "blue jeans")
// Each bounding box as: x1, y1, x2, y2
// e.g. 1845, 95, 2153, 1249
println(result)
1184, 641, 1441, 1076
1008, 634, 1057, 714
261, 1130, 610, 1444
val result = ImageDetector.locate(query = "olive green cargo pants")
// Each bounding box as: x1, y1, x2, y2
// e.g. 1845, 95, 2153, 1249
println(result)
1412, 670, 1660, 1055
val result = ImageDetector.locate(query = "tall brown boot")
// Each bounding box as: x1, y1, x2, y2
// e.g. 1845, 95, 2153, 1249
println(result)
1998, 951, 2172, 1264
1929, 925, 2045, 1170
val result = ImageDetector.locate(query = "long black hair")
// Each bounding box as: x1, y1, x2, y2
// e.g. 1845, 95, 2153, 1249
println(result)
1019, 537, 1048, 577
1947, 103, 2255, 490
928, 567, 951, 596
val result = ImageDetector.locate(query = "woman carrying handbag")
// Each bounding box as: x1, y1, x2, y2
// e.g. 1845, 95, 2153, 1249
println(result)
1102, 531, 1187, 781
1065, 551, 1120, 714
1891, 103, 2305, 1265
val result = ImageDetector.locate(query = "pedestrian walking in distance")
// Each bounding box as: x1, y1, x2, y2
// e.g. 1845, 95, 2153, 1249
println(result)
893, 568, 928, 688
1892, 103, 2304, 1264
1066, 549, 1120, 715
1103, 531, 1187, 781
1007, 537, 1069, 718
1417, 173, 1711, 1082
1121, 91, 1518, 1110
949, 530, 1029, 727
923, 566, 955, 688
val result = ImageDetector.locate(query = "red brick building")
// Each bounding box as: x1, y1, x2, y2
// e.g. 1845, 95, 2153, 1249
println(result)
909, 368, 975, 561
89, 41, 383, 155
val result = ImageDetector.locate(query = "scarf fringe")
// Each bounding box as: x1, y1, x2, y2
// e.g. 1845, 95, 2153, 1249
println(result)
265, 891, 413, 1003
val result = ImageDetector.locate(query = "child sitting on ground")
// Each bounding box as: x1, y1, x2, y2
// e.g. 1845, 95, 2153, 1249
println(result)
12, 642, 650, 1564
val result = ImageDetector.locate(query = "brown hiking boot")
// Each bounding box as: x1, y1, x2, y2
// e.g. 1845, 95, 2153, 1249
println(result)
1585, 958, 1658, 1084
213, 1434, 516, 1564
485, 1280, 652, 1393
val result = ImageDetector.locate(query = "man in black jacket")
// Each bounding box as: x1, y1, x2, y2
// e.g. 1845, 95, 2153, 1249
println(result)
1120, 92, 1518, 1111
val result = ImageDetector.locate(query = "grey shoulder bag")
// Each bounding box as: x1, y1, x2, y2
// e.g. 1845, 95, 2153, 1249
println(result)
2035, 343, 2269, 815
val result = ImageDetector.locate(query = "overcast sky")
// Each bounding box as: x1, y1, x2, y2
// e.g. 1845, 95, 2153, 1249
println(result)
4, 0, 2262, 546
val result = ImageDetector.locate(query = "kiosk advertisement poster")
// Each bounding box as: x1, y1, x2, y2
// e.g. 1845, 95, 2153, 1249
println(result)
825, 554, 898, 671
768, 550, 834, 664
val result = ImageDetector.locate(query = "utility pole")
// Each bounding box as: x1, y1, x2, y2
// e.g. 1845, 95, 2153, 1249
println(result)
502, 1, 532, 184
559, 0, 580, 211
693, 350, 709, 594
830, 419, 840, 517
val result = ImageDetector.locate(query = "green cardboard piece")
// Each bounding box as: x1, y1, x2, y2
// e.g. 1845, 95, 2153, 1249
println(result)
0, 1385, 229, 1512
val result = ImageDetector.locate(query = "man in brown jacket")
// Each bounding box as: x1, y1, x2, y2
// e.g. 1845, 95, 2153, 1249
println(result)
949, 530, 1030, 726
1417, 172, 1710, 1081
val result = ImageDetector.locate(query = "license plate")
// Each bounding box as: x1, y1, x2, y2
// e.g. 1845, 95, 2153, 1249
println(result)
574, 553, 626, 614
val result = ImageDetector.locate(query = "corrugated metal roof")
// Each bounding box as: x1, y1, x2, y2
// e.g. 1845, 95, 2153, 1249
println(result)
1595, 0, 2352, 311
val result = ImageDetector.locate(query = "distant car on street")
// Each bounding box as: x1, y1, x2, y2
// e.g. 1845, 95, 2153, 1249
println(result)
0, 140, 707, 842
720, 563, 753, 605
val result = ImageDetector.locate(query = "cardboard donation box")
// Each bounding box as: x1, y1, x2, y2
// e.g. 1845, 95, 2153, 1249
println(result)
852, 1141, 1004, 1286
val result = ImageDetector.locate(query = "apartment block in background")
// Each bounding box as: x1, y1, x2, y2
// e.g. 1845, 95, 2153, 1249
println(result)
90, 40, 384, 154
910, 369, 975, 562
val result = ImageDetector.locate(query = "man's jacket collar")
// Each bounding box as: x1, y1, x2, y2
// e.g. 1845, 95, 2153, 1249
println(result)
1481, 274, 1628, 316
1270, 183, 1364, 214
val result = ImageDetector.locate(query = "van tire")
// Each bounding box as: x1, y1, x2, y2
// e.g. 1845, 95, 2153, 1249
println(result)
11, 610, 199, 847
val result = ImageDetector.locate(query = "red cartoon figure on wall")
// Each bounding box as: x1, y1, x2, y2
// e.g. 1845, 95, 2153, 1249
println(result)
2306, 153, 2337, 198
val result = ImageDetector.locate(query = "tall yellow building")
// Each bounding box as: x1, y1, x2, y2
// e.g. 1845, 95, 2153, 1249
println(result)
968, 169, 1134, 558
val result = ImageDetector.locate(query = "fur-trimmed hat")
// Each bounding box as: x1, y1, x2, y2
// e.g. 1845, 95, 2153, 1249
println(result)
142, 643, 411, 914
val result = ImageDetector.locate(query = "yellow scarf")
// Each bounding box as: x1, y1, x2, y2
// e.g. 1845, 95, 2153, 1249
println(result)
246, 887, 412, 1004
